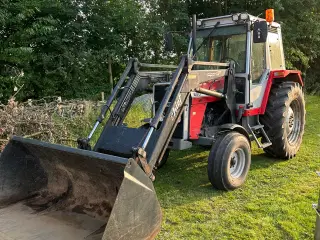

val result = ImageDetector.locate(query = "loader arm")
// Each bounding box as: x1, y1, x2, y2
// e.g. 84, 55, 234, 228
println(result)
91, 55, 233, 175
144, 57, 189, 169
93, 59, 177, 151
140, 57, 233, 170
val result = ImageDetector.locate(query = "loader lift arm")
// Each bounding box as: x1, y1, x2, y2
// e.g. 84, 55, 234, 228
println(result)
86, 55, 234, 178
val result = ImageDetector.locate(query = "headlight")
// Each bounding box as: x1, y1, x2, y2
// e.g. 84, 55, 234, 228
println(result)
240, 13, 249, 21
232, 14, 239, 21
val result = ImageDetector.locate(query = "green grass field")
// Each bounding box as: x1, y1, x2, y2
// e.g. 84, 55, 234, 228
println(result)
154, 95, 320, 239
58, 96, 319, 239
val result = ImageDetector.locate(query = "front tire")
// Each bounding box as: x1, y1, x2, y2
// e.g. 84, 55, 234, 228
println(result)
260, 82, 305, 159
208, 131, 251, 191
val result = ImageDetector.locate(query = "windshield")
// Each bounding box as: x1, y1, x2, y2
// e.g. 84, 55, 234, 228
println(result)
195, 25, 247, 73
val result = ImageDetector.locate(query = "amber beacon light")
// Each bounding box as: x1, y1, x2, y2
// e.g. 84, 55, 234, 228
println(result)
266, 9, 274, 22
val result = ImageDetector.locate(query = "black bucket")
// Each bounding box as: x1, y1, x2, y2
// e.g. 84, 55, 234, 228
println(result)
0, 136, 162, 240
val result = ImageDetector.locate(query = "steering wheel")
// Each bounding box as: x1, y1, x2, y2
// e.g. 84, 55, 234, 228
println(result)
221, 57, 241, 69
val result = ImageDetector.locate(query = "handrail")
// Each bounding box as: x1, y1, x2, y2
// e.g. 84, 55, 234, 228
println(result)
192, 61, 229, 67
139, 63, 178, 69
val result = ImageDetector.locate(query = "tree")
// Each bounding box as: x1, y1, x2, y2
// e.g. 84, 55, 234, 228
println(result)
185, 0, 320, 91
0, 0, 148, 102
1, 0, 320, 102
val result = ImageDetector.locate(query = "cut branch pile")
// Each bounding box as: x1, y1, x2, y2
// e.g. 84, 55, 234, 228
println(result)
0, 97, 101, 151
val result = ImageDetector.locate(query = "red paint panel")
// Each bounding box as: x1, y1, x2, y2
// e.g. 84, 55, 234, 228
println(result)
242, 107, 261, 116
259, 70, 303, 114
199, 78, 225, 90
189, 103, 207, 139
258, 71, 275, 115
192, 96, 220, 105
188, 70, 304, 124
188, 77, 225, 139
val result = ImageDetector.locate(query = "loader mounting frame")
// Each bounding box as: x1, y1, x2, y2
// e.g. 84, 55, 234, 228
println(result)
90, 56, 234, 174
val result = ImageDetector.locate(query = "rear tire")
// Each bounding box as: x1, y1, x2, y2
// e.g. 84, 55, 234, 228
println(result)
208, 131, 251, 191
260, 82, 305, 159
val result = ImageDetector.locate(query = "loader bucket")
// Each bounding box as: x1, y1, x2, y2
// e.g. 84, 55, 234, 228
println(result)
0, 136, 162, 240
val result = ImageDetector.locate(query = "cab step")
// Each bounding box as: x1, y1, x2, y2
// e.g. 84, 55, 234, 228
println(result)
250, 124, 264, 131
247, 117, 272, 149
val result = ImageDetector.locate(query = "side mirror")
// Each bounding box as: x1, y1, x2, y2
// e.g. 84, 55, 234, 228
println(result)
164, 32, 173, 51
253, 21, 268, 43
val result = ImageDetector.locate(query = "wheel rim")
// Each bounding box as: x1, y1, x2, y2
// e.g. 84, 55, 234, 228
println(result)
286, 99, 302, 145
230, 148, 246, 179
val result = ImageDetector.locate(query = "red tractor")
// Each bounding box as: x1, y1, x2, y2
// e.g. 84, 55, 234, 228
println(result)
0, 10, 305, 240
154, 11, 305, 190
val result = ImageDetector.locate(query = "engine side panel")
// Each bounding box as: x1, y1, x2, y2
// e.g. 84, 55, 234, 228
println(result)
189, 78, 224, 139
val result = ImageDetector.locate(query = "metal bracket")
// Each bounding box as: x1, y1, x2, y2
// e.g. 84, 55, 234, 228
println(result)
237, 107, 245, 123
314, 171, 320, 217
226, 62, 237, 123
313, 203, 320, 217
135, 148, 155, 181
77, 138, 92, 150
246, 102, 253, 109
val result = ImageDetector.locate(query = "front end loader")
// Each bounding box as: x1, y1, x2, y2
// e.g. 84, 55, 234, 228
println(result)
0, 10, 305, 239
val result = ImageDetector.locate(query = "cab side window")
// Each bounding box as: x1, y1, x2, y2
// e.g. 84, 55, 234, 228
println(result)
269, 32, 285, 70
251, 42, 266, 83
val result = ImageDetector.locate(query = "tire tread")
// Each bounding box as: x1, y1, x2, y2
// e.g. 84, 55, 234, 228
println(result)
260, 81, 305, 159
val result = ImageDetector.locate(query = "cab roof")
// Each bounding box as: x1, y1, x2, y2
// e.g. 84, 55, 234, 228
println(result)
198, 13, 281, 29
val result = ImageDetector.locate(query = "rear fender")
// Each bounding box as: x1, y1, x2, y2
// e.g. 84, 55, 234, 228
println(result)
260, 70, 303, 115
244, 70, 304, 116
272, 70, 304, 86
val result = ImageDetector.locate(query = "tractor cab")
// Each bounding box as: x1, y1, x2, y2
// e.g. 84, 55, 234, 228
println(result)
191, 12, 286, 110
195, 23, 247, 73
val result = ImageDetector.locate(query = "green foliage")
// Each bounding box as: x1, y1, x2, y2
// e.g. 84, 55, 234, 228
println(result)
0, 0, 148, 102
57, 102, 150, 148
123, 104, 151, 128
1, 0, 320, 102
306, 60, 320, 94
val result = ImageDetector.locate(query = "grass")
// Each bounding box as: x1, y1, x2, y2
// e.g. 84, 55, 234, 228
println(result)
153, 95, 320, 240
53, 103, 150, 147
57, 96, 319, 239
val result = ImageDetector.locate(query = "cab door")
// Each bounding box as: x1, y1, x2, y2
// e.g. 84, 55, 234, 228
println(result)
250, 26, 285, 109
